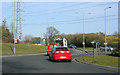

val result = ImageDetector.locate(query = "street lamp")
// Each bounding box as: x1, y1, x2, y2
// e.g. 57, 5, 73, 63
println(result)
83, 13, 85, 50
83, 12, 91, 50
75, 12, 91, 51
104, 7, 111, 52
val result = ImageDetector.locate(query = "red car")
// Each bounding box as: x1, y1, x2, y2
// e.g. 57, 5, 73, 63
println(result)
47, 43, 58, 55
49, 46, 71, 62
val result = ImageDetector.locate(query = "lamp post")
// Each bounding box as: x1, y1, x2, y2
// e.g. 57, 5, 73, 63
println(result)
83, 12, 91, 51
91, 41, 95, 57
75, 12, 91, 51
104, 7, 111, 52
83, 13, 85, 50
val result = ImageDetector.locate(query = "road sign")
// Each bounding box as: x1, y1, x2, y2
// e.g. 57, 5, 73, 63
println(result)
91, 41, 95, 44
96, 41, 100, 45
91, 41, 100, 44
104, 43, 107, 45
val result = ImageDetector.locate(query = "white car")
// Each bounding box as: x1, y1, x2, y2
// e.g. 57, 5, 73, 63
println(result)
100, 46, 114, 51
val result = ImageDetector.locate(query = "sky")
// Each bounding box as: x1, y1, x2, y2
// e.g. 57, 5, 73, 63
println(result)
1, 1, 118, 39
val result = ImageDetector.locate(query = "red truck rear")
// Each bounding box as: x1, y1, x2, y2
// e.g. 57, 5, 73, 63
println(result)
47, 43, 58, 55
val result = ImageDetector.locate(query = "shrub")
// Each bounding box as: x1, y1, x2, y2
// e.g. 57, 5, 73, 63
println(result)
108, 42, 118, 47
111, 48, 120, 57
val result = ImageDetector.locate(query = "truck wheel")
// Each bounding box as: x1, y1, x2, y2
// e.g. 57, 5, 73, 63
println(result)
49, 56, 51, 61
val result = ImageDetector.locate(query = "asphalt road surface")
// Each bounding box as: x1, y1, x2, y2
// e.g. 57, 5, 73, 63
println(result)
2, 49, 118, 73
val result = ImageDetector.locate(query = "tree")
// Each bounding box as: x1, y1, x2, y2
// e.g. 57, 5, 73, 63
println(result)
31, 37, 42, 44
58, 32, 105, 47
2, 20, 13, 43
23, 35, 33, 43
44, 26, 59, 43
113, 32, 118, 37
107, 36, 119, 43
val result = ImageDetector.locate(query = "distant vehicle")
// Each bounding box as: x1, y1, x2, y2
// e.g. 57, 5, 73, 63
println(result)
15, 37, 19, 44
69, 44, 76, 49
47, 43, 58, 55
100, 46, 114, 51
49, 46, 71, 62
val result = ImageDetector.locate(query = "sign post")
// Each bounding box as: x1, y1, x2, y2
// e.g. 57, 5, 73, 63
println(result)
91, 41, 100, 57
91, 41, 95, 57
104, 43, 107, 52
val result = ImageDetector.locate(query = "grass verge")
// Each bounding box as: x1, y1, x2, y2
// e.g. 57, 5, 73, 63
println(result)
76, 47, 100, 50
76, 55, 119, 67
2, 43, 47, 55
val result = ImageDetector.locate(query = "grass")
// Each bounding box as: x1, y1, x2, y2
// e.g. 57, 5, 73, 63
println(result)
76, 55, 119, 67
2, 43, 47, 55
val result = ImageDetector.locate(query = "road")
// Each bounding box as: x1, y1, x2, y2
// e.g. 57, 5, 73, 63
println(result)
2, 49, 118, 73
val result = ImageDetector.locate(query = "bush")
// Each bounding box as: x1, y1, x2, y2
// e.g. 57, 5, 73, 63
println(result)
108, 42, 118, 47
65, 33, 104, 47
111, 48, 120, 57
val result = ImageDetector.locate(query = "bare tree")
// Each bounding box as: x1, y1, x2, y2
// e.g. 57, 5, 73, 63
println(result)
113, 32, 118, 36
23, 35, 33, 43
44, 26, 59, 43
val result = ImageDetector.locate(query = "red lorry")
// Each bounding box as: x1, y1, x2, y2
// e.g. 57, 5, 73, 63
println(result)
47, 43, 58, 55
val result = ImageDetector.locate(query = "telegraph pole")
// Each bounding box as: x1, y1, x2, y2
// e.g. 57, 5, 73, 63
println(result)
14, 0, 16, 54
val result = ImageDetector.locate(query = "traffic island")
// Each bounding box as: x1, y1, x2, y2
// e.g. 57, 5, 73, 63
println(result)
75, 55, 119, 72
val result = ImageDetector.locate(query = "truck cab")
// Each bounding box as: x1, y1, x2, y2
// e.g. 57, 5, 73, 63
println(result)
47, 43, 58, 55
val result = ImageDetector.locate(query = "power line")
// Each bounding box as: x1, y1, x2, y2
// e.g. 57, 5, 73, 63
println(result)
66, 18, 119, 24
26, 2, 116, 16
45, 18, 118, 25
44, 18, 118, 25
24, 14, 118, 25
23, 16, 118, 26
48, 14, 117, 23
26, 2, 90, 14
